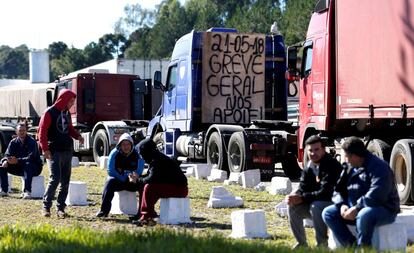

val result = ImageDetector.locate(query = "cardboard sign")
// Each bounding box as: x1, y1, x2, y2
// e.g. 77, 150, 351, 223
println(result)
202, 32, 265, 124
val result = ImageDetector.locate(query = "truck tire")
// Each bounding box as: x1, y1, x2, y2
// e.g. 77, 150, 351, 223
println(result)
281, 153, 302, 181
367, 139, 391, 163
227, 132, 248, 173
207, 132, 228, 172
93, 129, 110, 164
153, 132, 165, 153
390, 139, 414, 204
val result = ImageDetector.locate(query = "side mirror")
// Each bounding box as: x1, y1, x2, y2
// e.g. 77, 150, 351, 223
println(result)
153, 71, 165, 91
286, 46, 300, 83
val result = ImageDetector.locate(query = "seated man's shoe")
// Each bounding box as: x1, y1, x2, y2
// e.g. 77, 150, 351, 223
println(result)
57, 209, 68, 218
128, 213, 141, 221
22, 191, 32, 199
0, 191, 8, 197
133, 218, 156, 226
95, 211, 108, 218
42, 208, 51, 217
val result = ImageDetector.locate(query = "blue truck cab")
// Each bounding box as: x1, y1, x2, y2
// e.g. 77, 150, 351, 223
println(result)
148, 28, 301, 180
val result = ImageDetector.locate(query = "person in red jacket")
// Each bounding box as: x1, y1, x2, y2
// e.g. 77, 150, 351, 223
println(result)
38, 88, 84, 218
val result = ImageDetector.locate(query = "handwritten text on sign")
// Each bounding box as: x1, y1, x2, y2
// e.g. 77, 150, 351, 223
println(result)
202, 32, 265, 124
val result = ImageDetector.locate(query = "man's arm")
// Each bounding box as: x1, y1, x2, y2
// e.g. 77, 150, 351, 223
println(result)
38, 111, 51, 152
107, 150, 127, 182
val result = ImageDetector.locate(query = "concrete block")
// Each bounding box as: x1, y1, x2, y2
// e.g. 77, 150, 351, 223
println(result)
183, 165, 195, 177
110, 191, 138, 215
372, 223, 407, 251
0, 174, 12, 193
224, 172, 241, 185
230, 209, 270, 238
66, 181, 88, 206
329, 222, 407, 251
395, 212, 414, 243
159, 197, 191, 224
254, 182, 269, 191
194, 164, 212, 180
303, 218, 313, 228
207, 186, 243, 208
240, 169, 261, 188
268, 177, 292, 195
274, 201, 288, 218
99, 156, 109, 169
22, 175, 44, 198
207, 168, 228, 183
71, 157, 80, 167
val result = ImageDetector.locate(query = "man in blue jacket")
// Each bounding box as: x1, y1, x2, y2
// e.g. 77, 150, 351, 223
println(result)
0, 123, 42, 198
96, 133, 144, 218
322, 137, 400, 248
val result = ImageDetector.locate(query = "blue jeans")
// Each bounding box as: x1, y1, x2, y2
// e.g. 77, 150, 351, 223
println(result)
0, 162, 42, 192
43, 151, 72, 211
100, 177, 144, 215
322, 204, 397, 247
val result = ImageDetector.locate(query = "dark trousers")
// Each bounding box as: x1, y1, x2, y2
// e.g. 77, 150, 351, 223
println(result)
100, 177, 144, 215
0, 162, 42, 192
140, 183, 188, 220
43, 151, 72, 211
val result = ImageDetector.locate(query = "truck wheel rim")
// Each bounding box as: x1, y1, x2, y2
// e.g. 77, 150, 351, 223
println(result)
229, 143, 241, 172
395, 154, 407, 192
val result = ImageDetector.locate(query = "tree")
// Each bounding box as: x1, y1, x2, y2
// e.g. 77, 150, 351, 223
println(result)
48, 42, 68, 60
50, 47, 86, 80
124, 26, 152, 58
83, 42, 112, 66
280, 0, 316, 45
0, 45, 29, 79
185, 0, 223, 30
114, 3, 156, 36
98, 33, 127, 58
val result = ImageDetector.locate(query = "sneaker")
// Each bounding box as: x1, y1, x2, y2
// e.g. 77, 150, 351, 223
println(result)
42, 208, 51, 217
57, 209, 68, 218
0, 191, 8, 197
22, 192, 32, 199
95, 211, 108, 218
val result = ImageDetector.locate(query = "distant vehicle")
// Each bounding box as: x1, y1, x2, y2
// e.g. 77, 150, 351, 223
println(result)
147, 27, 301, 180
0, 73, 160, 163
286, 0, 414, 203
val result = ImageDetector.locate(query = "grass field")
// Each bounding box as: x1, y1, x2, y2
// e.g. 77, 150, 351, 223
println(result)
0, 165, 402, 252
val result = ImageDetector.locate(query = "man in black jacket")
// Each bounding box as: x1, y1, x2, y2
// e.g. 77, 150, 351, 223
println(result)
129, 138, 188, 225
286, 135, 342, 248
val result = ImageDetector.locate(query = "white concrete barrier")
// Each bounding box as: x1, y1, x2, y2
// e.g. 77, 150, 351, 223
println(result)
207, 186, 243, 208
207, 168, 228, 183
224, 172, 241, 185
230, 209, 270, 238
66, 181, 88, 206
71, 157, 80, 167
110, 191, 138, 215
99, 156, 109, 170
194, 164, 212, 180
268, 177, 292, 195
240, 169, 261, 188
22, 175, 44, 198
159, 197, 191, 224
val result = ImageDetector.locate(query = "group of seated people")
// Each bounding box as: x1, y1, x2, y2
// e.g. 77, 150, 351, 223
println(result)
94, 133, 188, 226
0, 123, 400, 249
286, 135, 400, 249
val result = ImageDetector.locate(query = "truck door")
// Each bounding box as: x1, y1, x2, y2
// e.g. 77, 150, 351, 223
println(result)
299, 41, 314, 126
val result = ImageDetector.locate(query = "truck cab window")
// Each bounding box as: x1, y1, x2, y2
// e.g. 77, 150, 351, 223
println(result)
302, 46, 313, 78
166, 65, 178, 92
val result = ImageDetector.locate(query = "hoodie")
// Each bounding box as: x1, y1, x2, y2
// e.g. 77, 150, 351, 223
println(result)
107, 133, 144, 182
38, 89, 81, 152
137, 138, 187, 185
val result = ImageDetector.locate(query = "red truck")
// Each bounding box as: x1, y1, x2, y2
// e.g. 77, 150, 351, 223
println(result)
287, 0, 414, 203
0, 73, 159, 163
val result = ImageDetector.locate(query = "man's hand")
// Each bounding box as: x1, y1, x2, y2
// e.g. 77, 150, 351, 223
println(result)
285, 194, 303, 206
7, 156, 18, 165
341, 205, 358, 221
128, 172, 139, 183
78, 136, 84, 145
43, 150, 52, 160
1, 160, 8, 168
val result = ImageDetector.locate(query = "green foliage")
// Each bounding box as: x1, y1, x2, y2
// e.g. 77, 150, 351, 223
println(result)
0, 45, 29, 79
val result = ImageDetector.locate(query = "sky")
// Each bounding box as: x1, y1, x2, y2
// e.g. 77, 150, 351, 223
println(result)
0, 0, 165, 50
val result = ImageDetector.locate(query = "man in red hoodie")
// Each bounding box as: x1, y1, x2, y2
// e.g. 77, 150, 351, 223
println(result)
38, 88, 84, 218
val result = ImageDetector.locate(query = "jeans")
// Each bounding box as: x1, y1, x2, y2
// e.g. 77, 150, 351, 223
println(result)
322, 204, 397, 247
287, 200, 332, 246
0, 162, 42, 192
100, 177, 144, 215
43, 151, 72, 211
